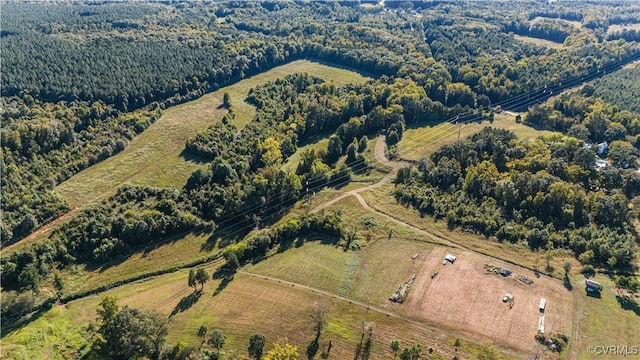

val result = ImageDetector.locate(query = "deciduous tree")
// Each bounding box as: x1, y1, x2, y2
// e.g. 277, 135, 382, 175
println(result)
248, 333, 266, 359
208, 328, 226, 355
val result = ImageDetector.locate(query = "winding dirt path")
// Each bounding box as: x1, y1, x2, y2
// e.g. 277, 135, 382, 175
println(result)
311, 136, 459, 249
311, 135, 406, 213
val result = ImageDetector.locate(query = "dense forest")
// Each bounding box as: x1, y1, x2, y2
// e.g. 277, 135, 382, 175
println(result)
590, 66, 640, 114
3, 1, 640, 357
4, 0, 640, 245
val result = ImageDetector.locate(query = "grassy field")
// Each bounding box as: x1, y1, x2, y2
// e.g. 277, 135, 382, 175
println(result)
360, 184, 579, 280
514, 34, 563, 49
573, 276, 640, 360
398, 113, 556, 161
2, 264, 483, 360
60, 231, 216, 295
531, 16, 582, 29
54, 60, 371, 211
244, 241, 358, 295
607, 23, 640, 35
347, 239, 435, 305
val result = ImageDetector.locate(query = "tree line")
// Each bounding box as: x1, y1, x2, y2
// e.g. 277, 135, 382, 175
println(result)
1, 96, 161, 245
4, 0, 640, 245
394, 127, 636, 271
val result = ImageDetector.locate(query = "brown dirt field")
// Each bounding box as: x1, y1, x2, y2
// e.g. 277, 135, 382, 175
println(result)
393, 248, 573, 354
164, 273, 477, 360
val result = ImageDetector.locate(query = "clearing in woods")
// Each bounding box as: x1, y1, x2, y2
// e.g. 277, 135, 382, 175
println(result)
54, 60, 371, 210
397, 248, 573, 354
397, 113, 556, 161
514, 34, 564, 49
9, 60, 370, 253
607, 23, 640, 35
530, 16, 583, 29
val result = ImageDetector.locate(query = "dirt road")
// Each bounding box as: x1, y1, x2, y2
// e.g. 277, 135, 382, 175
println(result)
311, 135, 406, 213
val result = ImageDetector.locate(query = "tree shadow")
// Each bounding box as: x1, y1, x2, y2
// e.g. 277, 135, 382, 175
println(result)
84, 229, 212, 273
277, 234, 336, 254
307, 335, 319, 360
212, 266, 236, 297
144, 227, 210, 256
171, 290, 203, 317
0, 297, 54, 339
201, 225, 249, 252
563, 277, 573, 291
179, 148, 211, 164
616, 295, 640, 316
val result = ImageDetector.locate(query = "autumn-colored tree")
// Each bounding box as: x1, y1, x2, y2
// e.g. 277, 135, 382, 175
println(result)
263, 338, 299, 360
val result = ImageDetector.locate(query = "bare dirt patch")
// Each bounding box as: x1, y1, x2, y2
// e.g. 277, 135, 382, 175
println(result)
393, 248, 573, 353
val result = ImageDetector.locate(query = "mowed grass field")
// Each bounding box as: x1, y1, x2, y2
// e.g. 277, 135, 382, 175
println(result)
573, 276, 640, 360
60, 231, 216, 295
8, 60, 369, 252
3, 263, 477, 360
54, 60, 371, 211
398, 113, 555, 161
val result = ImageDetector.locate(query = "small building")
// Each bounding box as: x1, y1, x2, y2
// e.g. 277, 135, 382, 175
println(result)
539, 298, 546, 312
538, 316, 545, 333
499, 268, 512, 276
444, 254, 457, 263
597, 141, 609, 155
502, 293, 513, 302
585, 279, 602, 292
595, 159, 607, 169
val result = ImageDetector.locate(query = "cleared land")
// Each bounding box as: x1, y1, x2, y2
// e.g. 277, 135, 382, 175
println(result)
55, 60, 371, 210
9, 60, 370, 253
2, 266, 478, 360
531, 16, 582, 29
514, 34, 563, 49
360, 183, 578, 279
397, 248, 573, 354
572, 276, 640, 360
398, 113, 556, 161
607, 23, 640, 35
